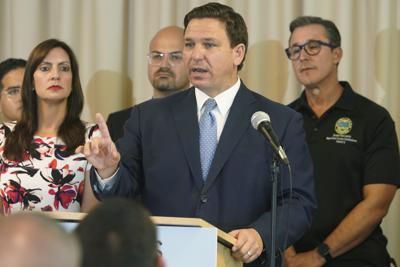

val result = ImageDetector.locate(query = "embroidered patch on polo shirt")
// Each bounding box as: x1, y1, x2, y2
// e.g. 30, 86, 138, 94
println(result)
326, 117, 358, 144
335, 117, 352, 135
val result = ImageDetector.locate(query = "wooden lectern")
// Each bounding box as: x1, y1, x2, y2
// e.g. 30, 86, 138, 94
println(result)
49, 212, 242, 267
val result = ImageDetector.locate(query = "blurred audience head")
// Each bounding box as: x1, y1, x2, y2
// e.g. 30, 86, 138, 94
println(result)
76, 198, 164, 267
147, 26, 190, 98
0, 212, 81, 267
0, 58, 26, 121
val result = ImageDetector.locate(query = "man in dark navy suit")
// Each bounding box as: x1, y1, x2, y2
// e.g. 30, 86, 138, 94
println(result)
78, 3, 316, 266
106, 26, 190, 142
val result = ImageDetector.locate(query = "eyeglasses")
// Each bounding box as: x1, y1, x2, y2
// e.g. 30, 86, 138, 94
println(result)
2, 86, 21, 98
285, 40, 338, 60
147, 52, 183, 66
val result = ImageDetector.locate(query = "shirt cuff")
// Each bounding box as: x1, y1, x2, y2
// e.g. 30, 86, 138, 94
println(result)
94, 168, 119, 192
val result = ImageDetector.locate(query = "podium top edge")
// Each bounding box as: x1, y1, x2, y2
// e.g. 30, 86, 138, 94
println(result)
46, 212, 237, 247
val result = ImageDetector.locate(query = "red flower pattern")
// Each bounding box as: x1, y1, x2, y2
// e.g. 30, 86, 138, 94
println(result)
0, 122, 99, 214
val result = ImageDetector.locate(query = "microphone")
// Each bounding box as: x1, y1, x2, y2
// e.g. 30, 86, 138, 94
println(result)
251, 111, 289, 165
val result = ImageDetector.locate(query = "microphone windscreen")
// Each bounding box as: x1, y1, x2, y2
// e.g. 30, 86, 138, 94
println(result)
251, 111, 270, 130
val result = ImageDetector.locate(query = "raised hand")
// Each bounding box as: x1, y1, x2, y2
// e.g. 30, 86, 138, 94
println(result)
76, 113, 120, 178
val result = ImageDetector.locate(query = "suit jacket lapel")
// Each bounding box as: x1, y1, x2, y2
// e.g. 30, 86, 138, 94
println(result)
203, 84, 256, 192
171, 88, 204, 191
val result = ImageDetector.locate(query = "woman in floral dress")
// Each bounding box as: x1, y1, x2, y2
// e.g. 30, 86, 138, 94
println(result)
0, 39, 99, 214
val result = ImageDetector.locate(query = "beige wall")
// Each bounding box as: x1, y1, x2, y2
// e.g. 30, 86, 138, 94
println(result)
1, 0, 399, 262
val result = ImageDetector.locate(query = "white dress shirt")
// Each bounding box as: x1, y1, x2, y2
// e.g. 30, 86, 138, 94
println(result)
195, 78, 240, 140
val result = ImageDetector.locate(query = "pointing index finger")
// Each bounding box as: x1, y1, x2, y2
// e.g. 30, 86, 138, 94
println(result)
95, 113, 111, 140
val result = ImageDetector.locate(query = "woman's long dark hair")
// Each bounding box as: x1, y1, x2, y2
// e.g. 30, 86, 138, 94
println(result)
4, 39, 86, 161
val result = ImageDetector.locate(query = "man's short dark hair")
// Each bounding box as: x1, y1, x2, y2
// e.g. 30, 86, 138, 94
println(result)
76, 198, 158, 267
289, 16, 341, 47
0, 58, 26, 90
183, 2, 248, 70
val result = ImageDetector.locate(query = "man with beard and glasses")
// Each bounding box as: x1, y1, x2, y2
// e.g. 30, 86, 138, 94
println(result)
106, 26, 190, 141
284, 16, 400, 267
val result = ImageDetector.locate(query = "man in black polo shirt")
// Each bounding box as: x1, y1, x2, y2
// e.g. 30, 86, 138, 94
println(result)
284, 16, 400, 267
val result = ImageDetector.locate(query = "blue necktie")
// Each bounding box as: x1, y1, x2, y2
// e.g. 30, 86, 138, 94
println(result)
199, 98, 218, 181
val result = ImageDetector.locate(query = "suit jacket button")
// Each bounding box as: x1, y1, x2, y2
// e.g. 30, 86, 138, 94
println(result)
200, 195, 207, 203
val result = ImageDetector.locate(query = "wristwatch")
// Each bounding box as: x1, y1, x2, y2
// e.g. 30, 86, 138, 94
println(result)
316, 243, 333, 262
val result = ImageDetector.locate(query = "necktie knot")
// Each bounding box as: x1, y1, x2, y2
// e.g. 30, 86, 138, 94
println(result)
202, 98, 217, 113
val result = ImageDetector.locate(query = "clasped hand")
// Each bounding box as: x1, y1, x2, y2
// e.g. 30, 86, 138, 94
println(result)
230, 228, 263, 264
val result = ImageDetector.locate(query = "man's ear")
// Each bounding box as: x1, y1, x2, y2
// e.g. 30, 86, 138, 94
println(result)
233, 43, 246, 67
333, 47, 343, 65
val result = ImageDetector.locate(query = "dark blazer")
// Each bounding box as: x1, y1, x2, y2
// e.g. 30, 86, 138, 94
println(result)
106, 107, 133, 142
92, 83, 316, 265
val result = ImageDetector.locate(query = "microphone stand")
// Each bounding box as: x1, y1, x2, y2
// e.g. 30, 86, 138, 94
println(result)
269, 157, 279, 267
